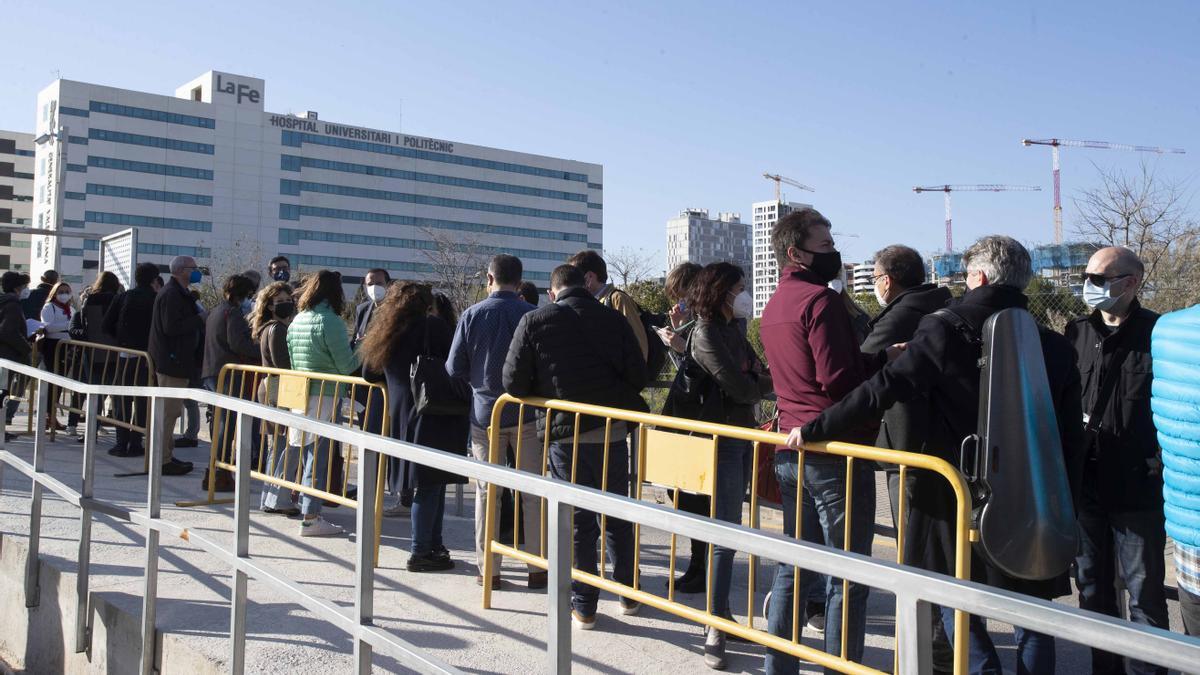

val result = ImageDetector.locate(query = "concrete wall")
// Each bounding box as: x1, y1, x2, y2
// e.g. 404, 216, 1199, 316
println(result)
0, 532, 219, 674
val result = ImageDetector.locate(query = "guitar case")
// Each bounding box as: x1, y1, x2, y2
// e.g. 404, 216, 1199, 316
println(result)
960, 307, 1078, 581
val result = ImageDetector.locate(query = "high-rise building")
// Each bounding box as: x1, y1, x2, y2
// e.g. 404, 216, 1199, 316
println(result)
0, 130, 35, 273
751, 199, 811, 317
29, 71, 602, 288
851, 261, 875, 295
665, 208, 750, 275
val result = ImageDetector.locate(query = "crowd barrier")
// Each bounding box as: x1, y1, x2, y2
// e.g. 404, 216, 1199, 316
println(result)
50, 339, 156, 475
3, 360, 1200, 674
3, 353, 37, 436
482, 393, 974, 675
181, 363, 392, 563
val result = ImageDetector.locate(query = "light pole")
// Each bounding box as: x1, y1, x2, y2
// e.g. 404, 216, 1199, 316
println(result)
32, 125, 68, 274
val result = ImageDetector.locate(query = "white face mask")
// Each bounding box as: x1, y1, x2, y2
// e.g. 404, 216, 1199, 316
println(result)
827, 279, 845, 294
366, 284, 386, 303
18, 287, 30, 300
56, 292, 72, 304
730, 290, 753, 319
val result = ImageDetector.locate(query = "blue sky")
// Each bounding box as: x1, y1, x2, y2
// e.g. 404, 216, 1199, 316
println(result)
2, 0, 1196, 270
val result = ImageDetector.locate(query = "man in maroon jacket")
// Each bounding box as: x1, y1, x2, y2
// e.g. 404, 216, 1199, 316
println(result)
760, 208, 887, 674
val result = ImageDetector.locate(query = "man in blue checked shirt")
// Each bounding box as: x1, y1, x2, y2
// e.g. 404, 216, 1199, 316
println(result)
447, 254, 545, 590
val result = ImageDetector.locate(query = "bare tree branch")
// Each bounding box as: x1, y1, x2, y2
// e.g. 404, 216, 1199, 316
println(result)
1071, 158, 1200, 312
417, 226, 489, 314
604, 246, 657, 288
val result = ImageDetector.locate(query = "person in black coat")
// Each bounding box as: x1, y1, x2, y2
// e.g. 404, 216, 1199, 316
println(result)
102, 262, 161, 457
787, 236, 1085, 675
360, 281, 469, 573
1, 272, 34, 440
502, 264, 646, 626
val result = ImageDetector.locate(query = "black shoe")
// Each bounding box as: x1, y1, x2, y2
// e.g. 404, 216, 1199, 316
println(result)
127, 445, 145, 457
162, 458, 194, 476
805, 601, 826, 633
106, 445, 131, 457
674, 564, 707, 594
173, 437, 198, 448
344, 486, 358, 500
406, 552, 454, 572
433, 546, 451, 562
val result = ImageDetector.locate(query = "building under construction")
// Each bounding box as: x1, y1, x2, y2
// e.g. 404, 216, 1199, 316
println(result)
928, 242, 1098, 293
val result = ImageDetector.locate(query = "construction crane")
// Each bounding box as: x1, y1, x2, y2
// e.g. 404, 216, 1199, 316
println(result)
913, 184, 1041, 253
763, 173, 815, 202
1021, 138, 1186, 244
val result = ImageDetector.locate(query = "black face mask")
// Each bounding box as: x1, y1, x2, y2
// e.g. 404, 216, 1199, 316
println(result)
273, 302, 295, 319
799, 248, 843, 283
273, 268, 290, 283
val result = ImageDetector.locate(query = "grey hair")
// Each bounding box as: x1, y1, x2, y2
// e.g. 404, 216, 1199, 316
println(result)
962, 235, 1032, 289
168, 256, 194, 275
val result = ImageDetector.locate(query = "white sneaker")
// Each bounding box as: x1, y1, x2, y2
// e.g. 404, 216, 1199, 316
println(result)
383, 499, 410, 517
299, 517, 344, 537
65, 425, 78, 437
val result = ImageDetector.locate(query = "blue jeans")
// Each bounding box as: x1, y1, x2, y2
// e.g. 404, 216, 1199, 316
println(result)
711, 438, 751, 616
1075, 489, 1168, 675
260, 433, 295, 511
411, 484, 447, 555
766, 451, 875, 675
940, 608, 1053, 674
548, 438, 634, 616
299, 435, 333, 517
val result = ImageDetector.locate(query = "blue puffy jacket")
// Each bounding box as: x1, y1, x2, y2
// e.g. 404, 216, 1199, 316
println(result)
1150, 304, 1200, 549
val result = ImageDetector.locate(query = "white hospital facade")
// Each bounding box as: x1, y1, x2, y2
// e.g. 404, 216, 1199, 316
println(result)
30, 71, 603, 286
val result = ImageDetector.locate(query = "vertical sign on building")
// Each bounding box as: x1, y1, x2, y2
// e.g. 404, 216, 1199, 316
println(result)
39, 101, 60, 272
100, 228, 138, 291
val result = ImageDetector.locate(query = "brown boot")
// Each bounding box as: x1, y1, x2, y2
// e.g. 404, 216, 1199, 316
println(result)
201, 467, 235, 493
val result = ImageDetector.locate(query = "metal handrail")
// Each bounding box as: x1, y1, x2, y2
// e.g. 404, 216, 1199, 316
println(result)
2, 359, 1199, 675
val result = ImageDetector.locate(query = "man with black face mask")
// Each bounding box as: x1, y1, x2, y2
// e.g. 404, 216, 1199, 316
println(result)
1066, 246, 1168, 675
759, 208, 889, 673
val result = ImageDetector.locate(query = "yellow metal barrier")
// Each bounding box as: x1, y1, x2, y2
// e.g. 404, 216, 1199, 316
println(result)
178, 364, 391, 564
50, 339, 156, 473
482, 393, 974, 675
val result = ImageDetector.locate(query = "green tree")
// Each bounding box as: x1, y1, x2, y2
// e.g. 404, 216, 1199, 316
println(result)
746, 317, 765, 361
626, 279, 670, 315
1025, 276, 1087, 331
853, 292, 882, 317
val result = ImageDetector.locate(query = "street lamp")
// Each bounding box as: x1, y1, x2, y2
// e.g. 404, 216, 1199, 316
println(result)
31, 125, 68, 274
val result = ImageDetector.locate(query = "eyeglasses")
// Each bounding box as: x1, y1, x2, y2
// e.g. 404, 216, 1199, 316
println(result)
1083, 273, 1131, 286
871, 274, 888, 284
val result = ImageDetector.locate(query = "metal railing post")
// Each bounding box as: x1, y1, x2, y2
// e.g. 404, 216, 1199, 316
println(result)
547, 498, 572, 674
355, 447, 379, 674
75, 392, 99, 652
140, 396, 166, 675
896, 592, 933, 675
24, 378, 50, 608
230, 411, 253, 674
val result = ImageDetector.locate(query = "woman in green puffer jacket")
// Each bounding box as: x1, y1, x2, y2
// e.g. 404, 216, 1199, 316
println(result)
286, 270, 359, 538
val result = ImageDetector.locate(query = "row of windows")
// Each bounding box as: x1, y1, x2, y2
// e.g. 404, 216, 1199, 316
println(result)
14, 171, 35, 179
89, 128, 214, 155
278, 228, 574, 262
68, 137, 88, 145
61, 248, 84, 257
278, 203, 587, 243
281, 154, 588, 203
139, 242, 211, 258
588, 203, 602, 210
13, 149, 34, 157
89, 156, 214, 180
281, 130, 589, 183
60, 107, 90, 118
588, 222, 603, 229
87, 183, 213, 206
86, 210, 212, 232
291, 253, 550, 282
63, 219, 85, 228
66, 164, 87, 173
588, 182, 603, 190
65, 192, 86, 200
90, 100, 216, 129
279, 179, 586, 223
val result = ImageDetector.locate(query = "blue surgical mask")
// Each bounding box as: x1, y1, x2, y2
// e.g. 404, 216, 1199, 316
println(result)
189, 269, 203, 284
1082, 279, 1119, 311
241, 299, 252, 315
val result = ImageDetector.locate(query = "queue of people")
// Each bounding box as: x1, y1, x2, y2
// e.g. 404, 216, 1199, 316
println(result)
2, 222, 1196, 675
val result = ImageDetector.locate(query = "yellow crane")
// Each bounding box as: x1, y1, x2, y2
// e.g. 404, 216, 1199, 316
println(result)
762, 172, 815, 202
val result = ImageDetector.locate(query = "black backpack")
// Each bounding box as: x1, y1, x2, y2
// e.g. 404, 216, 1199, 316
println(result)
602, 289, 667, 382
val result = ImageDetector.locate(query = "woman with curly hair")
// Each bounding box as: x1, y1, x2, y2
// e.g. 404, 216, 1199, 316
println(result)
360, 282, 469, 572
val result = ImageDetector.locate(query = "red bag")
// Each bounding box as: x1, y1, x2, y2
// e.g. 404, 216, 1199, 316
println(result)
754, 412, 782, 506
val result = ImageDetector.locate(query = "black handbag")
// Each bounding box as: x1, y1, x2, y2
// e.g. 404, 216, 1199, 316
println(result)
409, 320, 469, 417
660, 331, 724, 422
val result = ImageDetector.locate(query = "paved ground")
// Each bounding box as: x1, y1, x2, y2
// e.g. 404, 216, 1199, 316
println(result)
0, 415, 1190, 674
